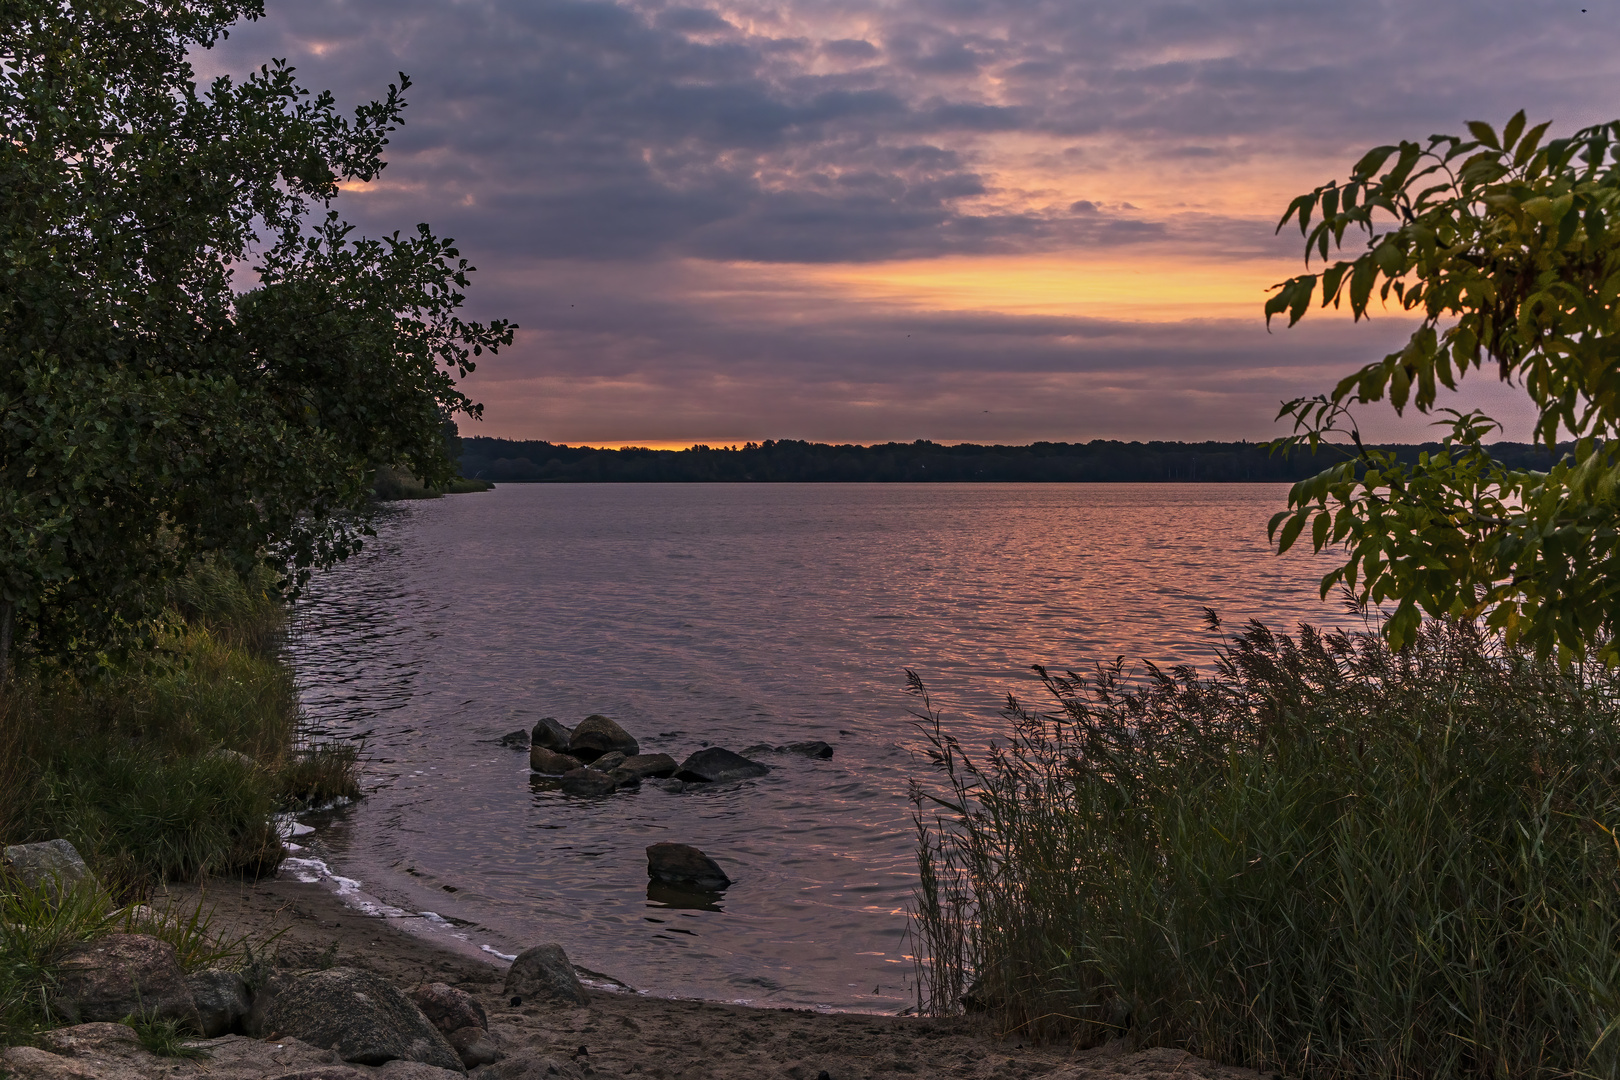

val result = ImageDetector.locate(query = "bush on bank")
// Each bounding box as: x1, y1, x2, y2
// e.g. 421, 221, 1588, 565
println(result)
0, 557, 358, 899
912, 616, 1620, 1079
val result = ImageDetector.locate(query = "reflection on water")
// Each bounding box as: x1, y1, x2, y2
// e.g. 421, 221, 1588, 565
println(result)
286, 483, 1346, 1011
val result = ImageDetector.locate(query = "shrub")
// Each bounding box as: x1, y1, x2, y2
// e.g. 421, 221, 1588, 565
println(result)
911, 616, 1620, 1079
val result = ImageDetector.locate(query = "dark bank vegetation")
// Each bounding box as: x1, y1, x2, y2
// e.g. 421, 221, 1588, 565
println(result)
911, 615, 1620, 1078
461, 435, 1562, 484
0, 557, 359, 900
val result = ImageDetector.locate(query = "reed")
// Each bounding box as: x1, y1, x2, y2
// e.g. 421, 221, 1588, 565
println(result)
910, 616, 1620, 1079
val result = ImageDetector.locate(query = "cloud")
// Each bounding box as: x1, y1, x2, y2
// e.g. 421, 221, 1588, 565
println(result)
197, 0, 1618, 440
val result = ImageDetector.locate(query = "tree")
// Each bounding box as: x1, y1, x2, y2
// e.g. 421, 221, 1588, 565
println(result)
0, 0, 513, 681
1267, 111, 1620, 664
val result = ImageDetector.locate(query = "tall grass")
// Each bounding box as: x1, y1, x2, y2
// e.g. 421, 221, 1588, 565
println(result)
911, 616, 1620, 1079
0, 556, 359, 898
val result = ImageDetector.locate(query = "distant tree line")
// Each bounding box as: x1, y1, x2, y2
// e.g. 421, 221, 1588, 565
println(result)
459, 437, 1565, 484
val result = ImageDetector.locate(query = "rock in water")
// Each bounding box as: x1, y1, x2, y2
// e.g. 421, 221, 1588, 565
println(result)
411, 982, 488, 1035
646, 842, 732, 890
530, 745, 582, 774
188, 968, 251, 1037
498, 730, 530, 749
618, 753, 678, 779
51, 934, 201, 1028
674, 747, 770, 783
588, 751, 627, 772
530, 717, 574, 752
559, 767, 638, 796
503, 944, 590, 1006
568, 715, 639, 761
786, 740, 835, 759
263, 967, 463, 1072
2, 839, 99, 904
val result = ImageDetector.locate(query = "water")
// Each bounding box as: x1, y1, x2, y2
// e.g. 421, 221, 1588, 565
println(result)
285, 483, 1349, 1011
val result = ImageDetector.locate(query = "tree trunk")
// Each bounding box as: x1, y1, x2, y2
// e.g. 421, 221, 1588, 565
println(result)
0, 600, 13, 692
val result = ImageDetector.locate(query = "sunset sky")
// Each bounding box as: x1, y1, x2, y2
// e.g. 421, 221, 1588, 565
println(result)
201, 0, 1616, 446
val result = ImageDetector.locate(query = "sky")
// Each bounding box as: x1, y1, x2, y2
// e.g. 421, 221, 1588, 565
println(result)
198, 0, 1619, 447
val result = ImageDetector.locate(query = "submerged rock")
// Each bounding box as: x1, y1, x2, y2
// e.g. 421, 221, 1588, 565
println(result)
51, 934, 200, 1028
262, 967, 462, 1072
567, 715, 639, 761
529, 746, 582, 774
618, 753, 678, 779
503, 944, 590, 1006
559, 767, 639, 796
646, 842, 732, 891
498, 730, 530, 749
674, 747, 770, 784
2, 839, 99, 903
786, 741, 835, 759
529, 717, 574, 752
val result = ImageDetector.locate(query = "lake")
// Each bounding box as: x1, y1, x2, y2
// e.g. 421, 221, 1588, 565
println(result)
283, 483, 1349, 1011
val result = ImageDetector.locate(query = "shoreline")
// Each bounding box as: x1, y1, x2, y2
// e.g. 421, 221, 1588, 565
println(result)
164, 871, 1276, 1080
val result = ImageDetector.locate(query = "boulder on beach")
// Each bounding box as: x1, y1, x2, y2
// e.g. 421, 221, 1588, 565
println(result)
530, 745, 582, 774
530, 717, 574, 752
188, 968, 251, 1037
2, 838, 99, 903
447, 1025, 503, 1068
618, 753, 678, 779
411, 982, 488, 1035
559, 767, 639, 796
568, 715, 639, 761
262, 967, 463, 1072
50, 934, 201, 1028
503, 944, 590, 1006
674, 747, 770, 784
646, 842, 732, 891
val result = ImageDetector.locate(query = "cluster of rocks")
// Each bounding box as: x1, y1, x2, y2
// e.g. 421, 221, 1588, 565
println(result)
3, 841, 605, 1079
510, 714, 833, 798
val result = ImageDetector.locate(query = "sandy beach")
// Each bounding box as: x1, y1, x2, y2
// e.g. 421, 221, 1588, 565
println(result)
144, 873, 1277, 1080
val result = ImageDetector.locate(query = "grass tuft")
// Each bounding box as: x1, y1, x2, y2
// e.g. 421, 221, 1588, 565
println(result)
911, 616, 1620, 1079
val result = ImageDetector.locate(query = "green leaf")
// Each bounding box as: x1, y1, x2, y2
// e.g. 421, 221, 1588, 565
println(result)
1502, 110, 1526, 152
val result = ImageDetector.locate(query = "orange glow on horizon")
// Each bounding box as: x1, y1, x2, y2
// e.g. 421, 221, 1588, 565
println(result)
711, 251, 1334, 322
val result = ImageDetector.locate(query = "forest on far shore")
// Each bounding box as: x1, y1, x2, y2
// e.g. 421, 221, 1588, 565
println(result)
458, 436, 1565, 484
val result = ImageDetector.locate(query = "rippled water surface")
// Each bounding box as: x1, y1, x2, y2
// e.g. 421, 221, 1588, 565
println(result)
286, 483, 1348, 1011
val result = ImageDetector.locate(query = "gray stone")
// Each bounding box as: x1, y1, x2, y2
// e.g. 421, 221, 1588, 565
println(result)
528, 746, 581, 775
644, 777, 686, 793
646, 842, 731, 890
567, 715, 639, 761
262, 967, 463, 1072
673, 747, 770, 784
558, 767, 638, 796
2, 839, 99, 904
739, 743, 776, 757
618, 753, 677, 779
497, 730, 529, 749
529, 717, 573, 752
410, 982, 487, 1034
503, 944, 589, 1006
51, 934, 201, 1028
188, 968, 251, 1037
446, 1025, 502, 1068
786, 740, 835, 759
587, 751, 626, 772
